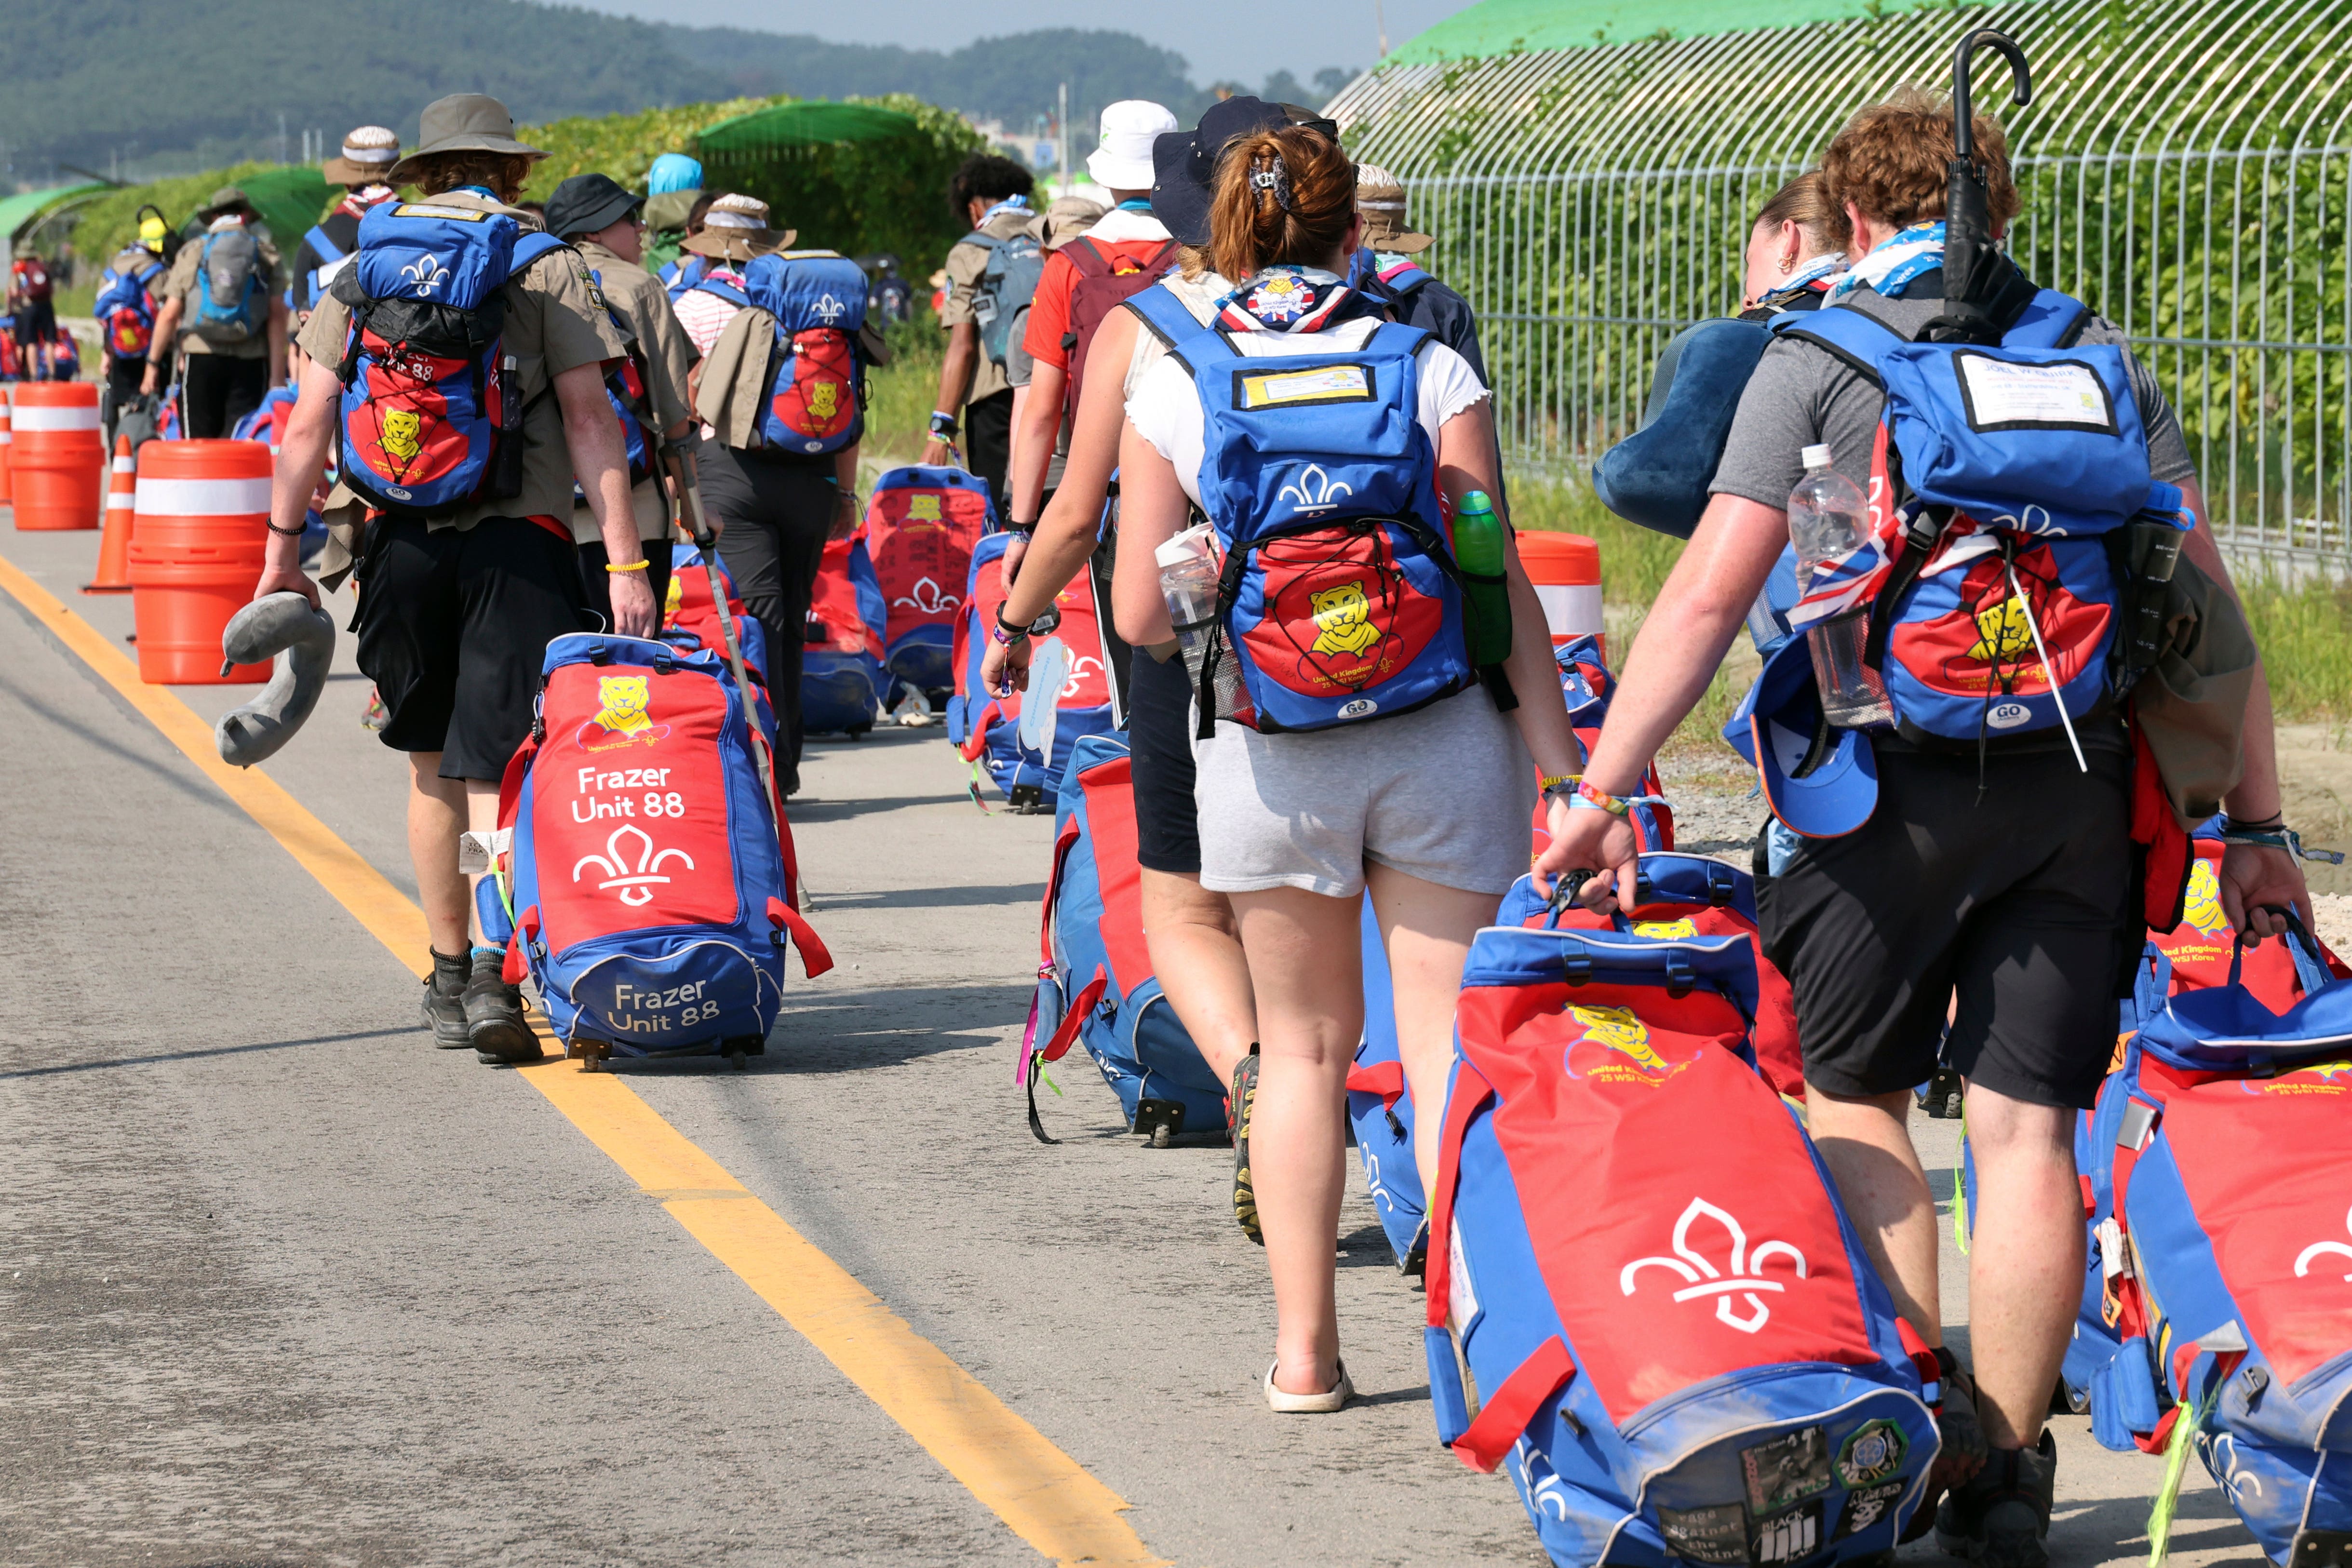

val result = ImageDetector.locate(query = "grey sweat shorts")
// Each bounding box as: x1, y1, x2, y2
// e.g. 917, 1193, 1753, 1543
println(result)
1193, 687, 1536, 900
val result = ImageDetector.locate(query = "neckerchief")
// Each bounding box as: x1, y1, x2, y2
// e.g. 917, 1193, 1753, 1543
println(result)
1825, 221, 1943, 303
337, 185, 396, 221
1751, 250, 1847, 310
1213, 266, 1356, 334
1116, 197, 1155, 213
978, 195, 1031, 227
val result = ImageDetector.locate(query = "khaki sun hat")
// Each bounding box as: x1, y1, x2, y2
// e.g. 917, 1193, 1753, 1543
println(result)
1039, 195, 1108, 251
681, 193, 796, 261
1355, 162, 1435, 254
323, 125, 402, 187
387, 94, 547, 184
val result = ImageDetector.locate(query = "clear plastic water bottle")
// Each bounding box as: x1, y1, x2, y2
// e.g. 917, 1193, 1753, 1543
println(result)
1156, 523, 1224, 685
1788, 444, 1893, 728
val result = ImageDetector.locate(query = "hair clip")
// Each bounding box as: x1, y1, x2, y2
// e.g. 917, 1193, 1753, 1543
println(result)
1249, 155, 1294, 213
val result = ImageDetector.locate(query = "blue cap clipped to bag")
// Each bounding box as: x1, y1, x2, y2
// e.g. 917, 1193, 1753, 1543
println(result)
1724, 638, 1880, 838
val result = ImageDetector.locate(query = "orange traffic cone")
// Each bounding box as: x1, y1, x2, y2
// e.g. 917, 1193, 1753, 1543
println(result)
83, 434, 135, 593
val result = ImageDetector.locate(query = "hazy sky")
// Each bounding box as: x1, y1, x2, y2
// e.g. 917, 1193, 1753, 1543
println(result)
563, 0, 1477, 80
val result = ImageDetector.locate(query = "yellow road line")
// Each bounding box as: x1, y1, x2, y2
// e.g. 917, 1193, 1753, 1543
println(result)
0, 551, 1166, 1568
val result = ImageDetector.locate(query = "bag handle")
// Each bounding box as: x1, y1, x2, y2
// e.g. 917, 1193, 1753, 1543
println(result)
2229, 906, 2327, 995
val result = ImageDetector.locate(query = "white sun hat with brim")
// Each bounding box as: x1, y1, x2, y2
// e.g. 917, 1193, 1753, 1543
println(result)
1088, 100, 1180, 191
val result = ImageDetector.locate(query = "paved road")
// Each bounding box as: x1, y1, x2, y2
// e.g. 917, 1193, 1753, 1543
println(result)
0, 519, 2263, 1567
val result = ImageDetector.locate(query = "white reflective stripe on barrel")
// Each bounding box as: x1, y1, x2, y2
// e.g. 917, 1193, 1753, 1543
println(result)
107, 488, 135, 512
1534, 582, 1604, 636
135, 475, 273, 516
12, 404, 102, 431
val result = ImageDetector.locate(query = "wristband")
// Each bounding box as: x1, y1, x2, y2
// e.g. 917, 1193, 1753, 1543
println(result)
1538, 774, 1576, 794
929, 410, 959, 438
266, 520, 306, 537
605, 558, 650, 574
990, 622, 1029, 648
1570, 779, 1632, 816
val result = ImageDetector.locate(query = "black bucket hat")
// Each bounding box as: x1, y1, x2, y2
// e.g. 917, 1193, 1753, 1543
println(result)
544, 173, 643, 241
1150, 97, 1343, 249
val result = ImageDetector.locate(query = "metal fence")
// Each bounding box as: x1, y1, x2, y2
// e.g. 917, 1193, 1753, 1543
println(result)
1330, 0, 2352, 571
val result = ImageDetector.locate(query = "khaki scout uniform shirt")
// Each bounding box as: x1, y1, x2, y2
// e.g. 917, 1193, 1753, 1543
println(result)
165, 216, 283, 359
940, 206, 1035, 406
297, 189, 630, 536
568, 239, 699, 545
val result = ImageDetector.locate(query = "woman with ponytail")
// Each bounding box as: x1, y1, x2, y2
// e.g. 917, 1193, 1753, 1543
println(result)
1113, 123, 1582, 1412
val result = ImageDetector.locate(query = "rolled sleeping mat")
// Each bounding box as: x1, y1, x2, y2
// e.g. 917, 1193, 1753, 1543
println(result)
1589, 315, 1771, 540
215, 591, 336, 766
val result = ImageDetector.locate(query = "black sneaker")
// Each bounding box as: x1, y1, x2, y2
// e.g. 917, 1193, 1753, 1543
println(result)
1904, 1350, 1990, 1542
1935, 1431, 2057, 1568
463, 950, 542, 1065
421, 949, 472, 1049
1231, 1046, 1262, 1246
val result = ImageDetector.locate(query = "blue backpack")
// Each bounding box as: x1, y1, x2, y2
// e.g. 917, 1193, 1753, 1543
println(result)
332, 196, 565, 515
949, 530, 1116, 811
586, 268, 654, 485
1024, 732, 1226, 1145
1133, 289, 1477, 737
1429, 901, 1940, 1568
1770, 288, 2185, 744
94, 254, 164, 359
485, 632, 829, 1064
660, 253, 710, 301
689, 252, 868, 457
294, 223, 348, 312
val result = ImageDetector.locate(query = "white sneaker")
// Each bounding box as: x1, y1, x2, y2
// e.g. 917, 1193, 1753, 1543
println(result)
1264, 1359, 1353, 1414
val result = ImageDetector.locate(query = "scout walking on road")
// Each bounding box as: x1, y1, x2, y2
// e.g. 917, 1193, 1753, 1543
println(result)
142, 186, 289, 438
923, 154, 1037, 508
1539, 79, 2313, 1568
286, 126, 403, 322
543, 172, 700, 628
251, 93, 650, 1066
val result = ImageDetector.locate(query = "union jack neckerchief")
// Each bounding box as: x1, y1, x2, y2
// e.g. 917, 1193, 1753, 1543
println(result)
1213, 266, 1357, 334
1824, 221, 1946, 304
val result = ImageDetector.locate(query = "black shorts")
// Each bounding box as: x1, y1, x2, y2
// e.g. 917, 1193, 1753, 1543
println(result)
1757, 742, 2138, 1110
354, 516, 588, 782
1128, 648, 1200, 876
12, 299, 55, 345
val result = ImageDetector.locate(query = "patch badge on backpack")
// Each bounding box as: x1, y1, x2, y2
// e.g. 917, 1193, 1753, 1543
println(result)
1241, 529, 1443, 700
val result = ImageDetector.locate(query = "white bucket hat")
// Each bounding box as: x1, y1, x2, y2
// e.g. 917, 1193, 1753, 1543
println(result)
1087, 100, 1180, 191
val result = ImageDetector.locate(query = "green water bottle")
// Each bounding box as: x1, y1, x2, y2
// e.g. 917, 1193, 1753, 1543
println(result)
1453, 490, 1514, 669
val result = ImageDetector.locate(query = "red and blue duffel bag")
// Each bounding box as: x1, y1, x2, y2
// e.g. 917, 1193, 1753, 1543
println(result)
801, 532, 889, 737
864, 465, 994, 699
2067, 910, 2352, 1567
1426, 893, 1940, 1568
1022, 732, 1226, 1145
484, 632, 830, 1064
662, 541, 776, 740
949, 530, 1114, 811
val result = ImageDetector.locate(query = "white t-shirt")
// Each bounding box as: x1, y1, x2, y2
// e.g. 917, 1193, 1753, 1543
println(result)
1123, 269, 1229, 400
1126, 314, 1491, 506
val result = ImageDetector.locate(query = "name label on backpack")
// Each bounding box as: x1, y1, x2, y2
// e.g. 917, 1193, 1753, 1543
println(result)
1237, 363, 1375, 410
1955, 351, 2116, 434
394, 203, 493, 223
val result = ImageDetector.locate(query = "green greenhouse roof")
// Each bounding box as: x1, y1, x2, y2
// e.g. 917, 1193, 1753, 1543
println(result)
1389, 0, 1876, 61
0, 182, 106, 241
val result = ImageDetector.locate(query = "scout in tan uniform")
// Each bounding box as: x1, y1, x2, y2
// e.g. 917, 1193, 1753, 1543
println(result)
142, 186, 288, 438
251, 94, 647, 1065
920, 153, 1036, 508
543, 172, 699, 629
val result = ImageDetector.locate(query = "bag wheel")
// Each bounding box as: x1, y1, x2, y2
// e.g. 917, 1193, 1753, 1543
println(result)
568, 1037, 613, 1072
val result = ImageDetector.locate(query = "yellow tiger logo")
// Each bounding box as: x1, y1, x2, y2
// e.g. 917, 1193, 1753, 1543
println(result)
2183, 857, 2231, 938
1633, 918, 1698, 939
593, 675, 652, 736
1309, 581, 1381, 657
1570, 1004, 1670, 1073
380, 407, 423, 467
1967, 595, 2035, 662
906, 495, 943, 523
807, 381, 839, 423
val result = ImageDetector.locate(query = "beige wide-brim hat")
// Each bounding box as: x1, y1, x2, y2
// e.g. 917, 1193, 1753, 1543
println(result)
681, 193, 796, 261
323, 124, 402, 187
1355, 162, 1435, 253
387, 94, 547, 184
1040, 195, 1108, 251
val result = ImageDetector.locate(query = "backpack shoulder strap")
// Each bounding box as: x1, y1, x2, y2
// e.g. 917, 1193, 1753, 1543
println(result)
302, 224, 345, 265
1062, 237, 1112, 279
2001, 288, 2093, 350
1768, 300, 1906, 386
693, 277, 753, 309
510, 230, 567, 277
1124, 283, 1217, 366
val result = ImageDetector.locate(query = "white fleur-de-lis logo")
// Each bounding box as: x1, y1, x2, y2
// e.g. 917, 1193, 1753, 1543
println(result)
571, 824, 694, 908
1511, 1441, 1573, 1522
1621, 1197, 1810, 1334
891, 576, 957, 615
2293, 1205, 2352, 1280
1062, 654, 1103, 701
400, 254, 450, 298
813, 292, 846, 324
1277, 463, 1354, 515
2201, 1432, 2267, 1509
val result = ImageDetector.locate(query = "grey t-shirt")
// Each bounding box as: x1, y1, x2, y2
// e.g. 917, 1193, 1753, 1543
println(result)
1710, 279, 2196, 510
